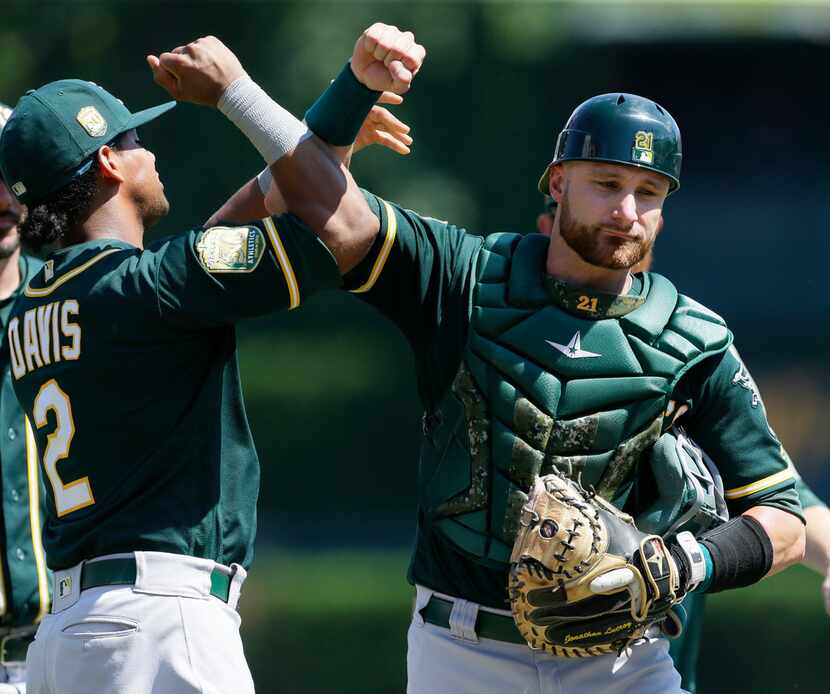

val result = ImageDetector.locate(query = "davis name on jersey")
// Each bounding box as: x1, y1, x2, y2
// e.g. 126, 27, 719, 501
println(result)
7, 299, 81, 379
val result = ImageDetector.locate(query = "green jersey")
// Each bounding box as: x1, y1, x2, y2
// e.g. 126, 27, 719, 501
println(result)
8, 217, 340, 570
345, 192, 802, 608
0, 254, 50, 626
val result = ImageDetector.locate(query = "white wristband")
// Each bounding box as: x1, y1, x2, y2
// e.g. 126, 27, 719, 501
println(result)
217, 77, 310, 165
675, 531, 707, 591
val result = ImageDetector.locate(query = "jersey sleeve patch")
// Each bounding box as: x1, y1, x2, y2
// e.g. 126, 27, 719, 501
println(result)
196, 225, 266, 274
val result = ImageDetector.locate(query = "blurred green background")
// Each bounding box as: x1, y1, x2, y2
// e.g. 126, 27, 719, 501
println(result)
3, 1, 829, 691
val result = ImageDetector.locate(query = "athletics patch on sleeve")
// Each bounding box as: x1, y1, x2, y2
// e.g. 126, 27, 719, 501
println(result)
196, 225, 266, 273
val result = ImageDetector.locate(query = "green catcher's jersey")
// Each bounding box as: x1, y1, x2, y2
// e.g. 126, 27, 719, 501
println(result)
0, 254, 50, 626
8, 217, 340, 570
345, 192, 802, 609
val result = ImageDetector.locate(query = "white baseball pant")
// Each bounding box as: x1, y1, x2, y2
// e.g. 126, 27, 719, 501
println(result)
407, 584, 689, 694
25, 552, 255, 694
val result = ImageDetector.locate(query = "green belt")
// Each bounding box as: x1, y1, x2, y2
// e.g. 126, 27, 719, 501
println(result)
420, 596, 526, 645
81, 558, 232, 603
0, 631, 35, 664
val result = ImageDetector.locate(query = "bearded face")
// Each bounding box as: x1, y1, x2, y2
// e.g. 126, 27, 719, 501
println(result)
553, 162, 667, 271
558, 189, 654, 270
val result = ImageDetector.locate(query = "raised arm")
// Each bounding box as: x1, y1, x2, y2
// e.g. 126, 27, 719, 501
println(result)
268, 24, 424, 271
147, 26, 424, 273
206, 91, 412, 226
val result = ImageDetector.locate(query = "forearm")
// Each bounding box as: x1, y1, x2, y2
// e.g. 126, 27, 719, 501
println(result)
679, 505, 803, 595
205, 177, 268, 227
210, 72, 367, 237
270, 135, 378, 272
743, 505, 805, 576
257, 143, 354, 218
207, 144, 355, 228
165, 27, 420, 271
804, 504, 830, 575
216, 77, 377, 272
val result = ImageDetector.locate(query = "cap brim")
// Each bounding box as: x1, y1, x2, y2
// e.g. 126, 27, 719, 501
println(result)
126, 101, 176, 131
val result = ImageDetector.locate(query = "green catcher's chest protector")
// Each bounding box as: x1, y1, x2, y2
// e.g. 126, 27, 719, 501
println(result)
420, 234, 731, 567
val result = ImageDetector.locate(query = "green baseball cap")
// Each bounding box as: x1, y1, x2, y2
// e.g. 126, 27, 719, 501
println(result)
0, 79, 175, 206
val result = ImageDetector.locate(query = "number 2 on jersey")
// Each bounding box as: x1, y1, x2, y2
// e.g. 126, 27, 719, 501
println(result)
33, 379, 94, 517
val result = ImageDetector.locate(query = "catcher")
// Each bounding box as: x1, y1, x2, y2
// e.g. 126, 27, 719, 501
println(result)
170, 28, 803, 690
538, 195, 830, 691
287, 77, 806, 693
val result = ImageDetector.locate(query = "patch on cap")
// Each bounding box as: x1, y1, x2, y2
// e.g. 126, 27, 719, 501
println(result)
11, 182, 26, 197
76, 106, 108, 137
631, 130, 654, 165
196, 225, 265, 273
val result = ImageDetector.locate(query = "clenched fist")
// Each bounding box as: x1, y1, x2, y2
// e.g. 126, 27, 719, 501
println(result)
147, 36, 248, 106
350, 23, 426, 95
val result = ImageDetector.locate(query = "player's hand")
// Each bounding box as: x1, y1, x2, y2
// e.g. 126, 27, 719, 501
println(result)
354, 92, 413, 155
147, 36, 248, 107
350, 23, 426, 95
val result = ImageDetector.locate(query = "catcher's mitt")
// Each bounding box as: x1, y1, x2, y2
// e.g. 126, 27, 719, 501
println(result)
509, 473, 686, 657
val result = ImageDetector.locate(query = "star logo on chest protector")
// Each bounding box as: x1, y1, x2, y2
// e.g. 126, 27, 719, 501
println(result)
545, 332, 602, 359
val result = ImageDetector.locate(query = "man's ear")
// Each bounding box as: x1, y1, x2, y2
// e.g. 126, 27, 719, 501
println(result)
96, 145, 125, 183
548, 163, 565, 204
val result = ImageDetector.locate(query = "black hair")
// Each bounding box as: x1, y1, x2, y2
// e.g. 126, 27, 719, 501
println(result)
19, 165, 100, 251
19, 133, 127, 251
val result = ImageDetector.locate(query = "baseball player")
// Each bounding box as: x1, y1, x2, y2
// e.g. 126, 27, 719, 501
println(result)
291, 76, 806, 692
0, 103, 50, 694
0, 29, 423, 694
537, 196, 830, 691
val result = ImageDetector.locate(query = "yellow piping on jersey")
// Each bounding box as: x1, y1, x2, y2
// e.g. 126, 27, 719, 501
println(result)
25, 418, 50, 622
725, 468, 794, 500
262, 217, 300, 310
351, 200, 397, 294
25, 248, 122, 298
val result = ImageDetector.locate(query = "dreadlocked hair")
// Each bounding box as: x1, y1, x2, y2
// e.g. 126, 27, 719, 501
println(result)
19, 164, 100, 252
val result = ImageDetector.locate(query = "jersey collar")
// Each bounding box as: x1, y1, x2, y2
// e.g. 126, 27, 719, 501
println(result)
543, 274, 647, 320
